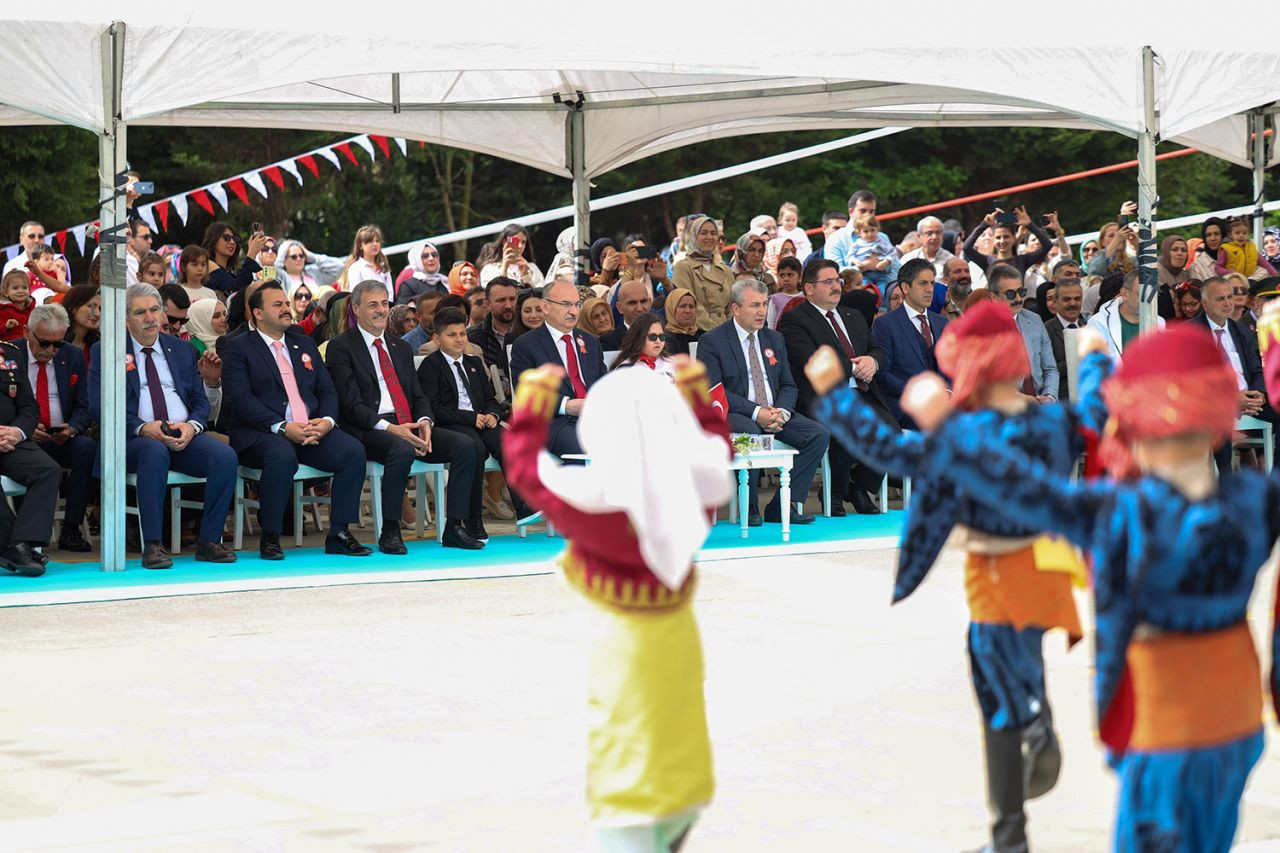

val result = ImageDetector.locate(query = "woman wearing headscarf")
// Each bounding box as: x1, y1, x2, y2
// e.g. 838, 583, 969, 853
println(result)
663, 288, 701, 356
672, 216, 736, 332
1189, 216, 1228, 281
186, 298, 227, 356
394, 241, 449, 305
729, 232, 773, 289
1263, 226, 1280, 271
579, 296, 615, 338
763, 237, 796, 281
589, 237, 620, 286
447, 261, 479, 297
545, 226, 577, 281
1156, 235, 1188, 321
504, 358, 731, 852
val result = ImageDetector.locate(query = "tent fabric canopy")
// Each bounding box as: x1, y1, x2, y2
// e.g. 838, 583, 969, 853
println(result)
1, 7, 1278, 174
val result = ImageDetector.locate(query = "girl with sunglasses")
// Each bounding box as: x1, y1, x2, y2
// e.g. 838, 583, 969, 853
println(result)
201, 220, 267, 295
609, 312, 675, 380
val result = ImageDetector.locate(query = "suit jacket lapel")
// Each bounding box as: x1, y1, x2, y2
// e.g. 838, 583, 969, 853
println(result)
250, 332, 286, 393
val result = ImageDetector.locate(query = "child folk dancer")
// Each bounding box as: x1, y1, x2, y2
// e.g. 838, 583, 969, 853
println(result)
857, 317, 1276, 852
504, 357, 731, 852
805, 301, 1108, 853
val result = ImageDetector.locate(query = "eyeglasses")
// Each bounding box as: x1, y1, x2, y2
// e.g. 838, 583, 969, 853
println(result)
286, 253, 305, 260
262, 245, 277, 253
543, 297, 583, 309
814, 277, 842, 286
646, 333, 667, 342
1000, 288, 1027, 300
31, 335, 65, 349
138, 233, 153, 241
1233, 288, 1249, 296
422, 251, 439, 258
166, 314, 189, 327
1082, 246, 1098, 255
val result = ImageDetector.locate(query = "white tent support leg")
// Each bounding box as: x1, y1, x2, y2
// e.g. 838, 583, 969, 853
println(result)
1137, 45, 1160, 333
568, 101, 589, 286
99, 22, 128, 571
1253, 110, 1267, 246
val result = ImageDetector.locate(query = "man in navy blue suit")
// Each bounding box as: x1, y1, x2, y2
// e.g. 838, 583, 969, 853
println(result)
699, 279, 829, 525
89, 284, 238, 569
14, 304, 96, 552
220, 282, 371, 561
872, 258, 950, 430
509, 278, 607, 460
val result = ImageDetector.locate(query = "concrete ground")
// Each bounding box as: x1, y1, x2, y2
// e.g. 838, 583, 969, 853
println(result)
2, 546, 1280, 851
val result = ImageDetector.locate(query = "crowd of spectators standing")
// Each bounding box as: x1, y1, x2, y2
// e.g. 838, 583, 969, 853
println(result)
0, 181, 1274, 576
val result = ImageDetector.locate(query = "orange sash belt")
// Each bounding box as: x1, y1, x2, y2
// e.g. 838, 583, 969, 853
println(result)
1128, 622, 1263, 751
964, 546, 1082, 645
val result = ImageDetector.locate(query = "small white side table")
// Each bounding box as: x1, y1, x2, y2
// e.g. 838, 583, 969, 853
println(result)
727, 448, 797, 541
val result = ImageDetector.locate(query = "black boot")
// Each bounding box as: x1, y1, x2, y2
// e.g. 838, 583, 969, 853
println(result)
1022, 710, 1062, 800
980, 727, 1029, 853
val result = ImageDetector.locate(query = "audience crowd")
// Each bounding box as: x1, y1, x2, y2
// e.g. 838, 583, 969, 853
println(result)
0, 184, 1275, 576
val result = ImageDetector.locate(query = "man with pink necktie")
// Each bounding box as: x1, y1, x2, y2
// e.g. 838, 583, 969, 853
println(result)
219, 282, 371, 561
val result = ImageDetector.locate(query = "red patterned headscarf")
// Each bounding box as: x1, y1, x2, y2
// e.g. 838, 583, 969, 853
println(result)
1098, 324, 1238, 479
935, 301, 1030, 409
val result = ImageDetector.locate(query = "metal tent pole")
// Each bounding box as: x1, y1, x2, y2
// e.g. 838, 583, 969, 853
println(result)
1253, 110, 1267, 246
98, 22, 128, 571
1137, 46, 1160, 333
560, 92, 589, 286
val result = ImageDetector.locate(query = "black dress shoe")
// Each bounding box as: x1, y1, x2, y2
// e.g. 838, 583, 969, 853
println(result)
259, 532, 284, 561
764, 503, 816, 525
747, 507, 763, 527
0, 542, 45, 577
196, 539, 237, 563
829, 500, 847, 518
848, 488, 880, 515
465, 517, 489, 541
58, 528, 92, 553
442, 522, 484, 550
141, 542, 173, 570
378, 528, 408, 555
325, 529, 373, 556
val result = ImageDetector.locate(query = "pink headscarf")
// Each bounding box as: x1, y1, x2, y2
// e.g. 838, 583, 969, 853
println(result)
763, 238, 796, 276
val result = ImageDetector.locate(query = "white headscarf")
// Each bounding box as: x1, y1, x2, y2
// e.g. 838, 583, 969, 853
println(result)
545, 226, 577, 280
186, 298, 223, 352
535, 369, 731, 590
407, 240, 449, 290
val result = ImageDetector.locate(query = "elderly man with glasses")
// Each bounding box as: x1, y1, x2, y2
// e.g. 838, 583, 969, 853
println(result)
988, 263, 1059, 402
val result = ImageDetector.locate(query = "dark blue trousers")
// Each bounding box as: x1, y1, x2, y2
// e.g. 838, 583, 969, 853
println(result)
233, 429, 367, 533
126, 433, 237, 543
41, 434, 97, 526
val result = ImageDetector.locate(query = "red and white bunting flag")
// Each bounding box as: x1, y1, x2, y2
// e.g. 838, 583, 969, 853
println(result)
334, 142, 360, 167
70, 224, 87, 255
244, 171, 268, 198
279, 159, 304, 185
262, 165, 285, 190
191, 189, 215, 217
227, 177, 250, 207
298, 154, 320, 178
207, 184, 229, 212
172, 195, 190, 225
352, 135, 376, 161
54, 230, 67, 254
136, 205, 158, 233
155, 200, 171, 232
394, 137, 407, 156
369, 135, 391, 159
316, 148, 341, 171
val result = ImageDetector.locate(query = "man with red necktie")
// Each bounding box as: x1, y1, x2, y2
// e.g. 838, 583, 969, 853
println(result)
326, 280, 485, 551
509, 277, 608, 461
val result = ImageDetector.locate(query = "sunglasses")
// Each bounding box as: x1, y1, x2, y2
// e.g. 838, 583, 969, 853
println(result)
421, 251, 439, 258
286, 253, 305, 260
1001, 288, 1028, 300
1233, 288, 1249, 296
31, 335, 65, 349
295, 293, 312, 302
167, 314, 189, 327
262, 245, 277, 253
646, 333, 666, 342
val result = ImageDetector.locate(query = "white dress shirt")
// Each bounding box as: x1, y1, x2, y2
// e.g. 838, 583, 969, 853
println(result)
544, 321, 588, 416
357, 325, 428, 429
1206, 318, 1249, 391
1055, 314, 1081, 330
446, 353, 475, 412
257, 330, 337, 432
26, 357, 64, 427
733, 319, 780, 421
131, 335, 191, 431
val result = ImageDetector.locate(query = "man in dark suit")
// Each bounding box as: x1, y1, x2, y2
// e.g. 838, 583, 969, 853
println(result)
1195, 276, 1275, 475
326, 280, 484, 551
781, 258, 896, 515
699, 278, 829, 525
509, 278, 607, 458
420, 307, 533, 520
0, 335, 60, 575
599, 279, 654, 351
219, 282, 371, 560
14, 304, 96, 552
89, 284, 237, 569
1043, 277, 1085, 402
872, 258, 949, 430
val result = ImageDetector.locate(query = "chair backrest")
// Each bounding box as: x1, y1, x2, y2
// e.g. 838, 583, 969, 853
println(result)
603, 350, 620, 369
688, 341, 699, 361
413, 355, 426, 369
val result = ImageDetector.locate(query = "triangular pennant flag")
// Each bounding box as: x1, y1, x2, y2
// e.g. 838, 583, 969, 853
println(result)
369, 135, 391, 159
71, 225, 87, 255
4, 245, 19, 261
137, 205, 158, 233
191, 189, 215, 217
226, 177, 249, 207
54, 231, 67, 254
172, 195, 189, 225
207, 184, 229, 211
262, 165, 285, 190
334, 142, 360, 167
394, 137, 407, 156
244, 171, 268, 198
316, 148, 342, 170
298, 153, 320, 178
155, 200, 171, 232
352, 135, 376, 161
419, 140, 426, 150
280, 159, 304, 185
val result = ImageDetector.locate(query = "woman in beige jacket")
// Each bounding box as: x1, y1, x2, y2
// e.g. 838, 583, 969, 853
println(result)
672, 215, 736, 332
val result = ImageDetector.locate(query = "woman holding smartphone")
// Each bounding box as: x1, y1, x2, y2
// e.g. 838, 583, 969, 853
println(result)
202, 220, 266, 294
962, 206, 1058, 276
476, 224, 544, 289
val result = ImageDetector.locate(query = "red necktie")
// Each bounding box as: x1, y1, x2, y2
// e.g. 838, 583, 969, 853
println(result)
35, 361, 51, 426
917, 314, 934, 348
373, 338, 411, 424
825, 310, 868, 391
561, 334, 588, 399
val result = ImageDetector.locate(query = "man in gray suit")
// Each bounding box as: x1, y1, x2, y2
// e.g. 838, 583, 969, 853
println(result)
988, 264, 1059, 401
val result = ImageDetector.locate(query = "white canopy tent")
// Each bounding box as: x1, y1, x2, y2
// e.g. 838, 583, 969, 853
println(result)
1, 3, 1277, 569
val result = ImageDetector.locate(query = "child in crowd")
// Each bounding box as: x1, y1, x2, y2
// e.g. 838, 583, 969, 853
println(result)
0, 269, 34, 340
26, 244, 66, 303
768, 255, 804, 328
137, 252, 168, 287
776, 201, 813, 261
178, 245, 219, 304
1218, 216, 1278, 279
850, 213, 900, 297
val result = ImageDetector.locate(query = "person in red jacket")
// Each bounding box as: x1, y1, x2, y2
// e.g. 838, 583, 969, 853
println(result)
0, 270, 35, 341
504, 355, 731, 852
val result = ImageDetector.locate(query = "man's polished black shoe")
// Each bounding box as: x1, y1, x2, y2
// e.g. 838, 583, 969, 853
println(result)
196, 539, 237, 563
58, 528, 92, 553
325, 528, 373, 557
747, 507, 763, 527
848, 488, 880, 515
442, 522, 485, 550
764, 503, 816, 525
259, 531, 284, 561
829, 499, 847, 518
0, 542, 46, 577
141, 542, 173, 570
378, 527, 408, 555
465, 517, 489, 541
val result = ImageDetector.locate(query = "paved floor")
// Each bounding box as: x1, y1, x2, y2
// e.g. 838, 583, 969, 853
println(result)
2, 546, 1280, 851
